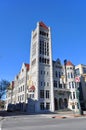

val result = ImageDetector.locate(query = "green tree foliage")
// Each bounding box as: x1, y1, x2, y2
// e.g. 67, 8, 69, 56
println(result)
0, 100, 5, 108
0, 80, 10, 100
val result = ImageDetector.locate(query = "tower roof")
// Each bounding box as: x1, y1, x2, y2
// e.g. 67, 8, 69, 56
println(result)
39, 21, 48, 30
24, 63, 30, 71
66, 61, 74, 66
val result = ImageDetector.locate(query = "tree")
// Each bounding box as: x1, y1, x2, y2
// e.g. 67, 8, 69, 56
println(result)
0, 100, 5, 108
0, 80, 10, 100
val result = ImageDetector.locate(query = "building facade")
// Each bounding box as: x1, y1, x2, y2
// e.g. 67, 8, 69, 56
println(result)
53, 59, 70, 111
6, 63, 29, 111
64, 61, 81, 113
6, 22, 86, 113
28, 22, 54, 112
75, 64, 86, 110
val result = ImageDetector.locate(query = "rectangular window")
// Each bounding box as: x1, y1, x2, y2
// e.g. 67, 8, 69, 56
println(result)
40, 102, 44, 110
46, 90, 50, 99
54, 80, 57, 88
21, 86, 22, 92
77, 103, 79, 109
47, 82, 49, 86
30, 94, 34, 98
20, 95, 21, 102
75, 68, 80, 76
32, 94, 34, 98
23, 85, 24, 91
40, 90, 44, 98
41, 70, 42, 74
59, 72, 61, 78
21, 94, 24, 101
46, 103, 50, 110
47, 72, 49, 75
70, 93, 72, 99
72, 82, 74, 88
59, 81, 62, 88
69, 82, 71, 88
73, 92, 75, 99
71, 73, 73, 78
83, 67, 86, 74
67, 73, 70, 79
41, 82, 42, 86
55, 71, 58, 77
47, 59, 49, 64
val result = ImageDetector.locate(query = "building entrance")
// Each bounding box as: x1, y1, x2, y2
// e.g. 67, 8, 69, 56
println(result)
54, 98, 58, 110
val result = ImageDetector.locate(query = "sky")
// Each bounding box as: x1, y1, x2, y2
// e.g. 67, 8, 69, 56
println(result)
0, 0, 86, 82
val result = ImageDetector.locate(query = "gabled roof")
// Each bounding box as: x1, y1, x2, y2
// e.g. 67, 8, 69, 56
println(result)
66, 61, 74, 66
29, 85, 35, 91
25, 63, 30, 71
39, 21, 48, 30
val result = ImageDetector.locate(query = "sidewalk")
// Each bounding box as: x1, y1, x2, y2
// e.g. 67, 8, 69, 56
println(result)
0, 110, 86, 120
0, 116, 4, 121
51, 111, 86, 119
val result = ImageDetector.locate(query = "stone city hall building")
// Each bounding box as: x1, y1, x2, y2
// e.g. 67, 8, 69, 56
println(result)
6, 22, 86, 113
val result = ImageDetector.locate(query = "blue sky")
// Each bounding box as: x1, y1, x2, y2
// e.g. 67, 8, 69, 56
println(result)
0, 0, 86, 81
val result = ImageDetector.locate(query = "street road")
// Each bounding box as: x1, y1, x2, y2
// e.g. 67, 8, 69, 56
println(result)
1, 115, 86, 130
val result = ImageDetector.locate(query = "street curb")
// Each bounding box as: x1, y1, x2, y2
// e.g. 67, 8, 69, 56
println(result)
52, 114, 86, 119
52, 116, 67, 119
